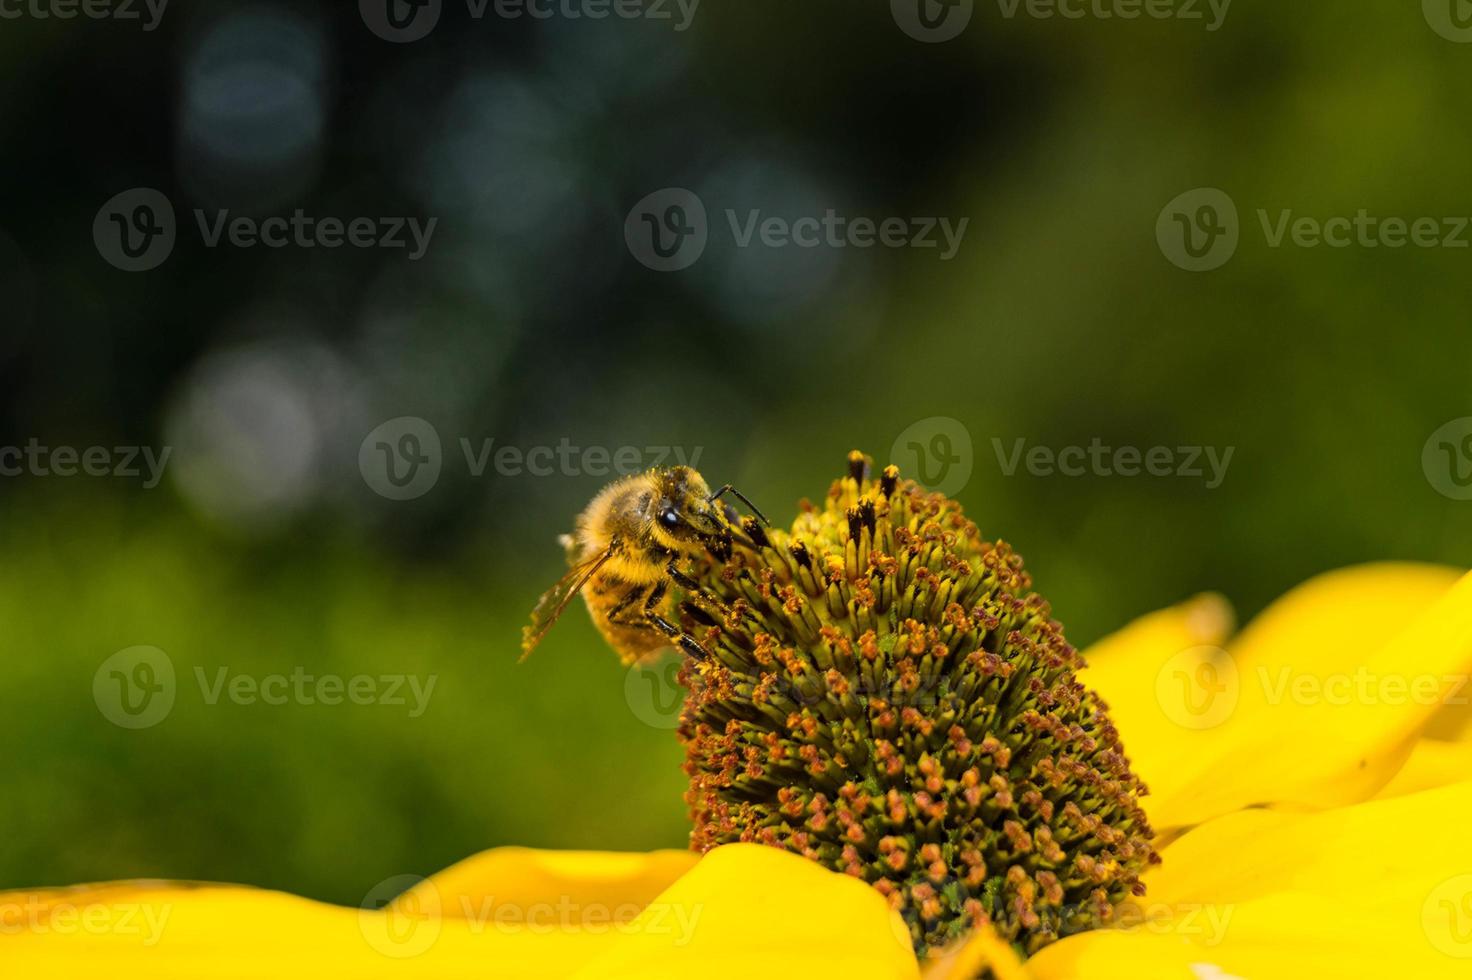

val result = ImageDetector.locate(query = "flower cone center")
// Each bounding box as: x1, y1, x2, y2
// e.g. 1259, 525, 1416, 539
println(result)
676, 453, 1156, 957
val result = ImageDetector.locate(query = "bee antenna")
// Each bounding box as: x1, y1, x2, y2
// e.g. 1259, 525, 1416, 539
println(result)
709, 484, 770, 526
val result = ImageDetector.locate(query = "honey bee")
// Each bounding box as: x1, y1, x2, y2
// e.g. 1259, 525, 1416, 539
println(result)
520, 466, 767, 665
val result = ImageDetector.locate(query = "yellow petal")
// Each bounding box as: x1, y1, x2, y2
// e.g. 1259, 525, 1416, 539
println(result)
1081, 592, 1235, 671
1426, 653, 1472, 740
0, 849, 698, 979
568, 844, 920, 980
1027, 781, 1472, 979
1138, 563, 1468, 827
1426, 702, 1472, 741
1373, 740, 1472, 799
1025, 893, 1456, 980
395, 846, 698, 919
0, 881, 611, 978
2, 846, 919, 980
1078, 592, 1235, 797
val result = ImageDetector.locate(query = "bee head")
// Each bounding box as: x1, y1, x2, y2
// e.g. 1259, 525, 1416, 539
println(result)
648, 467, 730, 555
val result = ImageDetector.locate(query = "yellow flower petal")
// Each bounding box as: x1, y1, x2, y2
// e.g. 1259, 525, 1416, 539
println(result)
395, 846, 698, 920
1, 846, 918, 979
1426, 703, 1472, 741
568, 844, 920, 979
1426, 657, 1472, 740
1373, 740, 1472, 799
1025, 893, 1455, 980
1078, 592, 1235, 799
1081, 592, 1235, 671
0, 881, 613, 978
0, 849, 696, 978
1134, 563, 1468, 827
1027, 781, 1472, 979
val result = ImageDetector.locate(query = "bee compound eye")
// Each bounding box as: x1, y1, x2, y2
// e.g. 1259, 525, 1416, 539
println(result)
659, 508, 681, 529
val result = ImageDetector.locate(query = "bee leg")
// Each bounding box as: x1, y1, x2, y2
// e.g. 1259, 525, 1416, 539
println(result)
605, 585, 649, 627
642, 580, 710, 661
664, 558, 732, 616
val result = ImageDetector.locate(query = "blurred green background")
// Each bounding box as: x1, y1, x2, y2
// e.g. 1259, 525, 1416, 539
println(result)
1, 0, 1469, 905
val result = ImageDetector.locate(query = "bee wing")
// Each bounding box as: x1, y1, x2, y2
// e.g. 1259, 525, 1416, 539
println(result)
519, 545, 615, 661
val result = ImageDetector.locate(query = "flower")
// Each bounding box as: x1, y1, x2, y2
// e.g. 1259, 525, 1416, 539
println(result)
7, 457, 1472, 978
679, 453, 1154, 956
